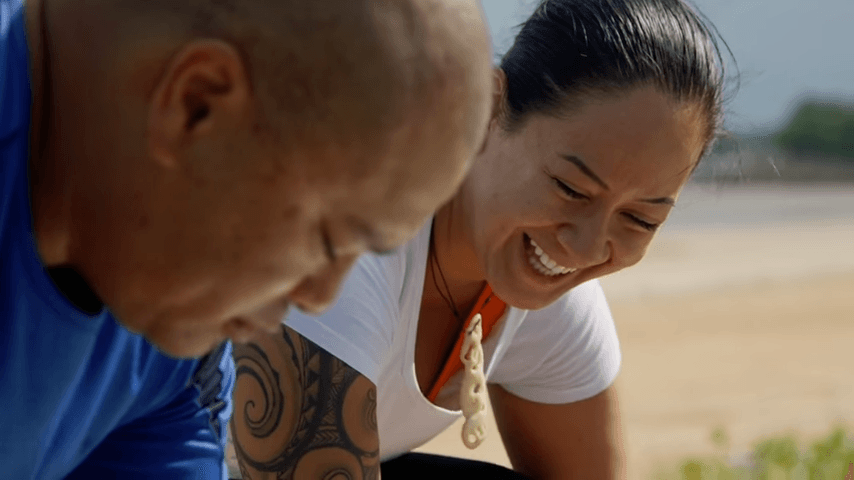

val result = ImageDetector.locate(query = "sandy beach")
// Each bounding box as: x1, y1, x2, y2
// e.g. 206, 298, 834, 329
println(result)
416, 185, 854, 479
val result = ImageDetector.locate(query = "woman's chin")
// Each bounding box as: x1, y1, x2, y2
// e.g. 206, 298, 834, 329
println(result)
489, 279, 567, 311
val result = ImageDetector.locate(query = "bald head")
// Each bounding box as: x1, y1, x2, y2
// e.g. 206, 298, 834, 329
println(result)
35, 0, 492, 356
101, 0, 493, 169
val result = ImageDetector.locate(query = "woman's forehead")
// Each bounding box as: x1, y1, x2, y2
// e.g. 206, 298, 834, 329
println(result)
517, 89, 704, 188
535, 89, 702, 149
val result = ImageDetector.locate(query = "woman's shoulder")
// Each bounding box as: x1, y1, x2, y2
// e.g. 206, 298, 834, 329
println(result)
489, 280, 621, 404
524, 279, 611, 323
497, 279, 615, 353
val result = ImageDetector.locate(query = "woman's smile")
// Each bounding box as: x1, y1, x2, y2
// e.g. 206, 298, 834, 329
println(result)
526, 235, 577, 276
516, 233, 578, 289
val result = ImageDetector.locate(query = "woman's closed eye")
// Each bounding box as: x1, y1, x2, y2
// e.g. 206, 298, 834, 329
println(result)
550, 173, 661, 232
552, 177, 587, 200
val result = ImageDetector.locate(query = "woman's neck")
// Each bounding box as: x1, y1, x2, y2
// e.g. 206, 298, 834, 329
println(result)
415, 196, 487, 396
431, 198, 487, 313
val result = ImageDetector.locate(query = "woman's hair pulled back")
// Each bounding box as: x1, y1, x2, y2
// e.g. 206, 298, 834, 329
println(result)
500, 0, 729, 154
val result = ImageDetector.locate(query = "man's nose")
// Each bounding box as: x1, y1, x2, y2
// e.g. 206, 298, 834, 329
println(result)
252, 299, 292, 333
287, 255, 358, 315
224, 299, 290, 343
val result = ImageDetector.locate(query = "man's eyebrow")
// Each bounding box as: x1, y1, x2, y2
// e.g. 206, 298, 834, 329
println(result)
561, 154, 609, 190
349, 218, 398, 255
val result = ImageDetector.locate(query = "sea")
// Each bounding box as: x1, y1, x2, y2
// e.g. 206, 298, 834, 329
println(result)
664, 182, 854, 232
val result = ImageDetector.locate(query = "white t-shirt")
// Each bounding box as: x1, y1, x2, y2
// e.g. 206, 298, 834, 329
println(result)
286, 219, 622, 461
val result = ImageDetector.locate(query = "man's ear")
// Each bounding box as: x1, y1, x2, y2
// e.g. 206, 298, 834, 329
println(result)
146, 40, 252, 168
477, 68, 508, 155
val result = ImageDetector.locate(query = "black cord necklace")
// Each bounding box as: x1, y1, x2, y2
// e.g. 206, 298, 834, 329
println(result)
429, 220, 462, 321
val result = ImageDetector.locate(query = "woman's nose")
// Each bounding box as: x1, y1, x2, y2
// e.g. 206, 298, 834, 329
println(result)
557, 213, 612, 268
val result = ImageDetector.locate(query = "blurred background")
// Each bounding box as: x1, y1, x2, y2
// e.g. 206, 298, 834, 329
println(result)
417, 1, 854, 478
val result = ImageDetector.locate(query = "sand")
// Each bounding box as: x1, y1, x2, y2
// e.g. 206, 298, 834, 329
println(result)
417, 216, 854, 479
613, 272, 854, 478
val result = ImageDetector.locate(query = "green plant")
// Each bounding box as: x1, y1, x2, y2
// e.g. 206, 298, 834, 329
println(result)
774, 100, 854, 160
655, 426, 854, 480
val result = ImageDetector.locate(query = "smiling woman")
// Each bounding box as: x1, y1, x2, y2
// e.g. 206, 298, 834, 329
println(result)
230, 0, 730, 479
469, 85, 708, 310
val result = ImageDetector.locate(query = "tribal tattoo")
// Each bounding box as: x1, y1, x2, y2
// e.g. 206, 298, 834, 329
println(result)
231, 325, 380, 480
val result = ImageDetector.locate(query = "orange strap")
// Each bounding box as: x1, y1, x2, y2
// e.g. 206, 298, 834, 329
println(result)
426, 285, 507, 403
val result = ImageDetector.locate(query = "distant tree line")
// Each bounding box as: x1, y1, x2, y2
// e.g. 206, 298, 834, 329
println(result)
774, 99, 854, 161
693, 98, 854, 183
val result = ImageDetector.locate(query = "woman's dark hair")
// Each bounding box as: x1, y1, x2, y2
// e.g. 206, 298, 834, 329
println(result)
500, 0, 731, 156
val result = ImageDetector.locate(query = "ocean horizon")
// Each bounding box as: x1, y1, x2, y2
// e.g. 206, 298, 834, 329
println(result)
663, 182, 854, 232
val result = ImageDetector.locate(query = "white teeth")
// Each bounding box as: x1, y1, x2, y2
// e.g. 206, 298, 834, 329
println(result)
528, 238, 577, 276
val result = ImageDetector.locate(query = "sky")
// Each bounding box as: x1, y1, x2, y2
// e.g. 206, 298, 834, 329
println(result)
481, 0, 854, 133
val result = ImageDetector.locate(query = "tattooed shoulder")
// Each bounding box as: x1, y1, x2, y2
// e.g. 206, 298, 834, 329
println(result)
231, 325, 379, 480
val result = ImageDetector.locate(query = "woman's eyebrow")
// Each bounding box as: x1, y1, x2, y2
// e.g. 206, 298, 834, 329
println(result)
560, 154, 610, 190
560, 153, 677, 206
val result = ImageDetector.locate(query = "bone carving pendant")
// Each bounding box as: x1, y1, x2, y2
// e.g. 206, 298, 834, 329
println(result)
459, 314, 488, 449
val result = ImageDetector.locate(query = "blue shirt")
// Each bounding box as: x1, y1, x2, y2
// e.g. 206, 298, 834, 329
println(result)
0, 1, 234, 478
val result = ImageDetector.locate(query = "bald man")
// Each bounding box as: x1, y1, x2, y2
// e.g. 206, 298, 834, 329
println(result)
0, 0, 491, 477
